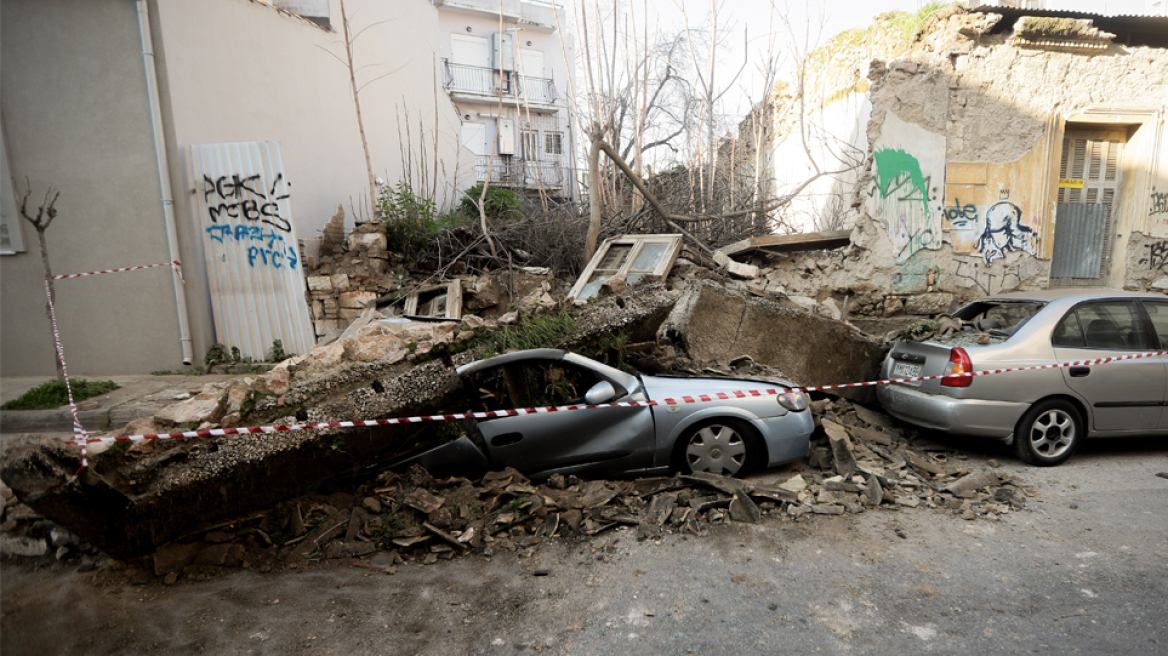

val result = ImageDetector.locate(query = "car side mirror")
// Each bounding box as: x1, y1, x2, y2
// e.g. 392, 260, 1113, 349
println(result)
584, 381, 617, 405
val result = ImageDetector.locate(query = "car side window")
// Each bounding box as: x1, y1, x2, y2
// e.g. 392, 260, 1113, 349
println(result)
461, 365, 521, 412
1052, 311, 1084, 348
521, 361, 605, 407
1141, 300, 1168, 349
1074, 301, 1151, 351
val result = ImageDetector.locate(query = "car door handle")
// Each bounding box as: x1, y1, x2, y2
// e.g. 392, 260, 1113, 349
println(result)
1069, 366, 1090, 377
491, 432, 523, 447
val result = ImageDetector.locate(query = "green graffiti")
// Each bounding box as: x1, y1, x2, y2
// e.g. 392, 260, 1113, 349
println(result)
874, 148, 930, 214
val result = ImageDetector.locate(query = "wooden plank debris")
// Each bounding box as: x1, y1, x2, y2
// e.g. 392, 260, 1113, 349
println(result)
721, 230, 851, 257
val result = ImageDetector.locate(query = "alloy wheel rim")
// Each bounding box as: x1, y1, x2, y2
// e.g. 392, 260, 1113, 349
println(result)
686, 425, 746, 475
1029, 409, 1075, 458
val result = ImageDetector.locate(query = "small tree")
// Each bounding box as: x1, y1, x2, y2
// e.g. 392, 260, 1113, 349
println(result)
19, 183, 65, 381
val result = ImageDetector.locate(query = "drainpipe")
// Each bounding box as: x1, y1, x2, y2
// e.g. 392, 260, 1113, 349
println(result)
136, 0, 194, 365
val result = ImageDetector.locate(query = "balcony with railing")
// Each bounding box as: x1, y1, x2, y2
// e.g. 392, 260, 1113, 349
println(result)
443, 61, 558, 106
474, 156, 568, 189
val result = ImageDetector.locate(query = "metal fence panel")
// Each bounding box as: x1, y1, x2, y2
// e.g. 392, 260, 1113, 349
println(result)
1050, 203, 1108, 279
190, 141, 315, 360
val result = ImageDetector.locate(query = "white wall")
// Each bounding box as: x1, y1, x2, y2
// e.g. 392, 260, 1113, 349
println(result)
1, 0, 475, 376
771, 92, 871, 233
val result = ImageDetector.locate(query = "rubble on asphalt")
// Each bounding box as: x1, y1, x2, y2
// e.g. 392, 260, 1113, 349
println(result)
1, 390, 1036, 581
1, 236, 1035, 572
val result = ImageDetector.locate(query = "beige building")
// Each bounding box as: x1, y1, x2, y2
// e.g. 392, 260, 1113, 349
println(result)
433, 0, 578, 198
2, 0, 474, 377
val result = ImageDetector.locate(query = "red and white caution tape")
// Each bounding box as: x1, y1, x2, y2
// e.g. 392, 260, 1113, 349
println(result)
82, 348, 1168, 446
799, 348, 1168, 392
52, 260, 183, 283
43, 280, 89, 479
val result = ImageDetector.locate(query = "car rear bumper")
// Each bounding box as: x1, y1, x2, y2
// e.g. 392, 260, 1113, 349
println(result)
877, 384, 1027, 440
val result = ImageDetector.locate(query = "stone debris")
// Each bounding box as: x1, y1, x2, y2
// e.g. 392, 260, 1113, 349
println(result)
1, 384, 1032, 581
1, 245, 1037, 573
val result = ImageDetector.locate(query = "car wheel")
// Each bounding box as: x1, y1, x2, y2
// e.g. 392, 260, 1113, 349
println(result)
1014, 399, 1083, 466
677, 419, 760, 477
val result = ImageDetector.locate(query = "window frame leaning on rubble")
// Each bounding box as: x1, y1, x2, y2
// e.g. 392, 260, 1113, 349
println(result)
568, 234, 682, 302
403, 279, 463, 320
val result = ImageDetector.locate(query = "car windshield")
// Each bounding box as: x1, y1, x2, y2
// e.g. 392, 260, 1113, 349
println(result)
951, 301, 1045, 338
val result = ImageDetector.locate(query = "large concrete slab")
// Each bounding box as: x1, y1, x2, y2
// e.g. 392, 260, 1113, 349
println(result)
659, 281, 885, 401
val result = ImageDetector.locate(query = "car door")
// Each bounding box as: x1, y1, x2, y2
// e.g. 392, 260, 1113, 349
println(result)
459, 358, 655, 475
1138, 299, 1168, 430
1051, 300, 1166, 432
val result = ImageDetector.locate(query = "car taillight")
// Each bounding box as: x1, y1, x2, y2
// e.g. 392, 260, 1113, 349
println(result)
941, 348, 973, 387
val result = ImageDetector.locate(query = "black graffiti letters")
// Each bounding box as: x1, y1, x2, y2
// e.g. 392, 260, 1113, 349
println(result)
1139, 241, 1168, 271
1151, 191, 1168, 217
203, 173, 292, 232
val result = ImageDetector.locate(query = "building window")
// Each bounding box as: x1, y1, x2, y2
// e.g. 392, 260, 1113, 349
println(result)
522, 129, 539, 159
568, 234, 682, 301
545, 131, 563, 156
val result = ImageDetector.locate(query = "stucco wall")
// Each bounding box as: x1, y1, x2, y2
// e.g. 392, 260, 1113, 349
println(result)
2, 0, 476, 376
769, 92, 870, 233
854, 9, 1168, 299
1, 0, 184, 376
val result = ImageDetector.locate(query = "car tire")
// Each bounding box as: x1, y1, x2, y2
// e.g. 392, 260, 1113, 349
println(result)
675, 418, 761, 477
1014, 399, 1083, 466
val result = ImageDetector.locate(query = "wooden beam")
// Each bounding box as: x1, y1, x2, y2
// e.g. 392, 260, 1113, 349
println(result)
721, 230, 852, 257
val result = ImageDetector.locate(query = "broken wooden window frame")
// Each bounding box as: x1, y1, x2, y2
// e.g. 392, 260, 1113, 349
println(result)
568, 234, 682, 302
403, 279, 463, 320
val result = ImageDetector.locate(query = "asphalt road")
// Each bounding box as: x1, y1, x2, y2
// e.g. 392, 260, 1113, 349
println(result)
3, 435, 1167, 655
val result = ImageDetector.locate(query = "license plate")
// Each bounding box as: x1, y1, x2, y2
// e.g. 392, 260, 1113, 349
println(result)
893, 362, 922, 378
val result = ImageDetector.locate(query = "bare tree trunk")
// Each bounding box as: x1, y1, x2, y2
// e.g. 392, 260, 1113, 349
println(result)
20, 185, 65, 381
339, 0, 378, 219
585, 131, 603, 260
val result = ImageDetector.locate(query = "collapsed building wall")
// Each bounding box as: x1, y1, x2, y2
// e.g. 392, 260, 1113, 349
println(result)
761, 8, 1168, 316
854, 8, 1168, 301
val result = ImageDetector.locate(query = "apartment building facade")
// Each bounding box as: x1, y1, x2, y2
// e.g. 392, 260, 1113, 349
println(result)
433, 0, 578, 199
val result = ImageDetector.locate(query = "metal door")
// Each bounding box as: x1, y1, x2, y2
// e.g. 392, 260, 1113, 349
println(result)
1049, 129, 1125, 287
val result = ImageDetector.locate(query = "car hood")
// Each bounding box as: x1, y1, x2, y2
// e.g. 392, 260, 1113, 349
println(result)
638, 374, 797, 396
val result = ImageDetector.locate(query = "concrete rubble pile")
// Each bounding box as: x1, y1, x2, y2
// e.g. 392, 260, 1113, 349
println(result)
1, 387, 1032, 579
1, 245, 1029, 570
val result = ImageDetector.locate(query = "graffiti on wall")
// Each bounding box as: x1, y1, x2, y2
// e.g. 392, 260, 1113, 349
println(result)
202, 173, 292, 232
953, 259, 1025, 297
869, 148, 941, 261
1151, 191, 1168, 217
201, 172, 297, 269
949, 191, 1038, 266
864, 113, 945, 263
1138, 240, 1168, 271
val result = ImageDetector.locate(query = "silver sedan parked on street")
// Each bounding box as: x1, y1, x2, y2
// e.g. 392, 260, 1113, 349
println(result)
400, 349, 813, 479
878, 289, 1168, 465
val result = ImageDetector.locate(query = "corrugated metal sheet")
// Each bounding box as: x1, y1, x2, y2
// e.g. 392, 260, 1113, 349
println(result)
972, 6, 1168, 47
1050, 203, 1108, 279
190, 141, 315, 360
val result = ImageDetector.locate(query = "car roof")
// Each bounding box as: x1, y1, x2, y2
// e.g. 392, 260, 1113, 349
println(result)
975, 288, 1166, 304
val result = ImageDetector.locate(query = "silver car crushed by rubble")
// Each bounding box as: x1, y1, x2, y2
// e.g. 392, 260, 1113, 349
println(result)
878, 289, 1168, 466
399, 349, 813, 479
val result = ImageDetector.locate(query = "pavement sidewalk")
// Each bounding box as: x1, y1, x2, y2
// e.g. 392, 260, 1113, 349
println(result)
1, 374, 241, 436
